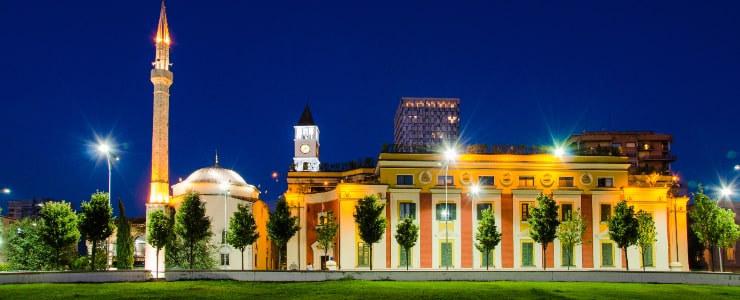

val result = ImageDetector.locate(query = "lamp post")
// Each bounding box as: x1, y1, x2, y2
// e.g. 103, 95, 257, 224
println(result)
220, 181, 231, 268
443, 148, 456, 270
97, 142, 118, 268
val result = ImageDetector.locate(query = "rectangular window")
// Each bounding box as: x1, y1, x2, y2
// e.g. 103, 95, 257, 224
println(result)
396, 175, 413, 185
600, 204, 612, 222
597, 177, 614, 188
479, 176, 494, 186
626, 142, 636, 148
559, 177, 574, 187
601, 242, 614, 267
728, 246, 736, 261
399, 247, 412, 268
436, 203, 457, 221
220, 253, 230, 266
518, 176, 535, 187
643, 243, 654, 267
437, 175, 453, 186
357, 242, 370, 267
561, 203, 573, 221
399, 202, 416, 220
561, 244, 575, 267
521, 202, 532, 221
440, 242, 453, 268
481, 250, 494, 268
477, 203, 492, 220
612, 143, 621, 148
522, 242, 534, 266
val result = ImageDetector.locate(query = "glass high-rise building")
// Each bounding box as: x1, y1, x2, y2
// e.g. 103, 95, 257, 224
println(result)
393, 97, 460, 152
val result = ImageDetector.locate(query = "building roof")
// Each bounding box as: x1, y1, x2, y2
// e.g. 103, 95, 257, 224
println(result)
297, 105, 316, 126
182, 165, 249, 186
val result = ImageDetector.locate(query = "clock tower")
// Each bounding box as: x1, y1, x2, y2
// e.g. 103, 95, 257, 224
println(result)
293, 105, 320, 171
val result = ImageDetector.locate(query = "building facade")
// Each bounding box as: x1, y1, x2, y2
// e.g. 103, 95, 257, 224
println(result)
393, 98, 460, 153
568, 131, 676, 177
6, 198, 54, 219
286, 151, 690, 271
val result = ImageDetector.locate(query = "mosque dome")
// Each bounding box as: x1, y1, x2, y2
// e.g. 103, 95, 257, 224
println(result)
183, 166, 248, 186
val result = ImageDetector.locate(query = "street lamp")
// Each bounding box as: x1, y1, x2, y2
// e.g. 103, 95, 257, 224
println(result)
443, 148, 456, 270
97, 142, 118, 268
1, 188, 9, 194
220, 181, 231, 268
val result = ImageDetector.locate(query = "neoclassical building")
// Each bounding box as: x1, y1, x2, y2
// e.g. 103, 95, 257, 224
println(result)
285, 109, 689, 271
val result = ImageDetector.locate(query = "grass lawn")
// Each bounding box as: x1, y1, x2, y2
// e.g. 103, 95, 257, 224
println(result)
1, 280, 738, 299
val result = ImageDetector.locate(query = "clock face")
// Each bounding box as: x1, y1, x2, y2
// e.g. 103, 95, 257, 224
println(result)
300, 144, 310, 154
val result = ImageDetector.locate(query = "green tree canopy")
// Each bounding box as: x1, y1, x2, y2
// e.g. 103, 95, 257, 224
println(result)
353, 194, 386, 270
147, 208, 173, 276
715, 207, 740, 272
227, 204, 260, 270
2, 218, 53, 270
79, 191, 115, 270
608, 200, 638, 270
175, 191, 213, 270
316, 212, 339, 268
528, 194, 560, 270
38, 201, 80, 270
556, 208, 587, 270
115, 198, 134, 269
688, 184, 725, 271
395, 217, 419, 270
636, 210, 656, 272
475, 208, 502, 270
267, 198, 300, 270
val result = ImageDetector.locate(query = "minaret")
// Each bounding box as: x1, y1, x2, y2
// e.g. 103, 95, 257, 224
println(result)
146, 0, 172, 279
149, 0, 173, 204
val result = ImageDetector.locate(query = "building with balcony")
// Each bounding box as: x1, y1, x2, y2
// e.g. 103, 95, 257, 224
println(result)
568, 131, 676, 177
393, 97, 460, 153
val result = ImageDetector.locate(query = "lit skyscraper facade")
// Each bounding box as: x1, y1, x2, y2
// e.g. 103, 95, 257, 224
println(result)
393, 97, 460, 152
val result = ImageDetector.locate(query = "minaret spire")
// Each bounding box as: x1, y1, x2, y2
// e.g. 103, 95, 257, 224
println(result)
149, 0, 174, 204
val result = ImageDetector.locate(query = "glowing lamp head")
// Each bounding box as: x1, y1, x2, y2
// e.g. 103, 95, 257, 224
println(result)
444, 148, 457, 161
721, 187, 733, 198
1, 188, 9, 194
98, 143, 110, 154
554, 147, 565, 157
220, 181, 230, 191
471, 185, 480, 195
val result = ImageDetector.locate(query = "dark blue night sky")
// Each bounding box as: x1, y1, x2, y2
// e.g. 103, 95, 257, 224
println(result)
1, 0, 739, 217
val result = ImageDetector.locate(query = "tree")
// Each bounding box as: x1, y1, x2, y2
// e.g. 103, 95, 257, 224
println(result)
528, 194, 560, 270
266, 198, 300, 270
147, 208, 172, 277
315, 212, 339, 269
38, 201, 80, 270
79, 191, 115, 270
115, 198, 134, 269
353, 194, 386, 270
474, 208, 502, 270
636, 210, 656, 272
227, 204, 260, 270
2, 218, 52, 270
715, 207, 740, 272
689, 185, 722, 271
395, 217, 419, 270
175, 191, 212, 270
556, 208, 587, 270
608, 200, 639, 270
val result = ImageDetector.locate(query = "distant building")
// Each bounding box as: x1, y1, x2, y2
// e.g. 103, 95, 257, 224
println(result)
687, 200, 740, 272
6, 198, 55, 219
568, 131, 676, 176
393, 97, 460, 153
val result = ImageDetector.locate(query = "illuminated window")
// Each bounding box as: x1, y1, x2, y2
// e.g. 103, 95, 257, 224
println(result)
521, 202, 532, 221
626, 142, 636, 148
597, 177, 614, 188
727, 246, 736, 261
477, 203, 492, 220
396, 175, 413, 185
561, 203, 573, 221
601, 242, 614, 267
519, 176, 535, 187
600, 204, 612, 222
437, 175, 453, 186
479, 176, 494, 186
399, 202, 416, 220
559, 177, 574, 187
522, 242, 534, 266
436, 203, 457, 221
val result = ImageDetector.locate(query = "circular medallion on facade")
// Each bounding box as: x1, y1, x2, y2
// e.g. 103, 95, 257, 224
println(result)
540, 173, 553, 187
419, 171, 432, 184
460, 171, 472, 185
580, 173, 593, 185
500, 172, 513, 186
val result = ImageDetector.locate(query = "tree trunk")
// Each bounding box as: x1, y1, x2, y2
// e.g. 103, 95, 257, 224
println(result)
189, 243, 194, 270
709, 245, 715, 272
624, 247, 630, 271
91, 240, 97, 270
406, 247, 410, 270
567, 247, 571, 271
719, 247, 724, 272
542, 243, 547, 270
155, 248, 160, 279
278, 244, 283, 270
242, 249, 245, 270
369, 243, 374, 270
486, 249, 490, 270
641, 247, 645, 272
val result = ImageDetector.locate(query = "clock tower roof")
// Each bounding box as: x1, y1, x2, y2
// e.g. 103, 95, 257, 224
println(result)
297, 104, 316, 126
